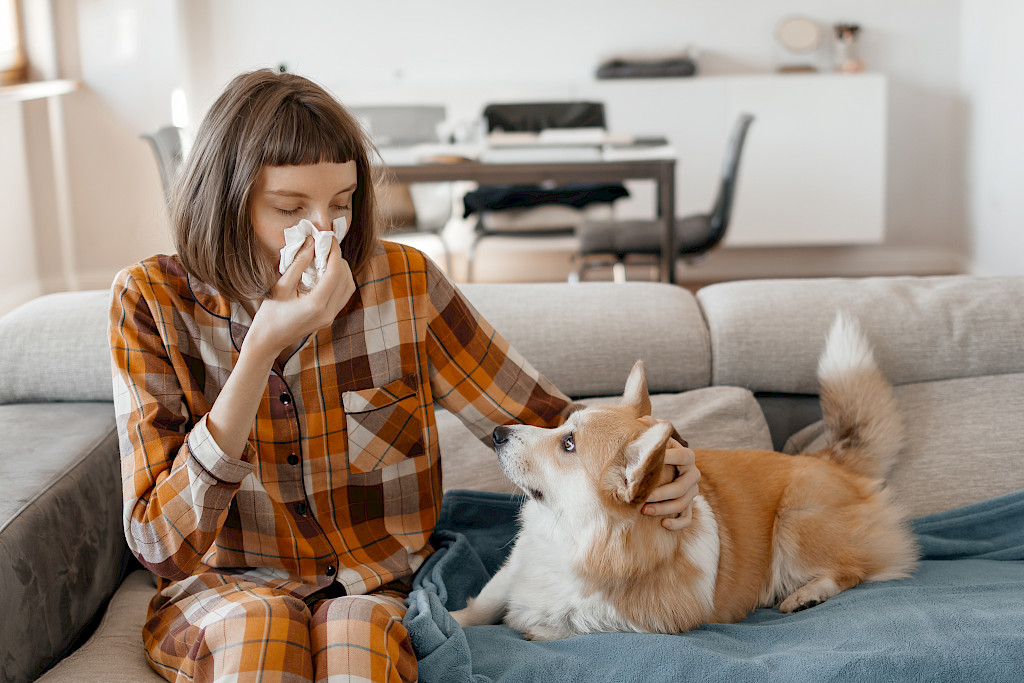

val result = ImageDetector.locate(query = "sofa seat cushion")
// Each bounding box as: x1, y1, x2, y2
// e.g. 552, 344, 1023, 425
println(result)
439, 385, 773, 493
36, 570, 164, 682
0, 402, 126, 683
784, 373, 1024, 518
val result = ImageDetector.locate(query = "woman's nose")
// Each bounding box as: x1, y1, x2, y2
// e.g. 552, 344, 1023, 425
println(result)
308, 211, 331, 232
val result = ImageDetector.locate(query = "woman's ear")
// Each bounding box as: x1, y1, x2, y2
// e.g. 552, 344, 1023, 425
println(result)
621, 359, 652, 418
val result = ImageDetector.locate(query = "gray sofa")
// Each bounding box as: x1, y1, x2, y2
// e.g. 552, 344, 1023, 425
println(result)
2, 275, 1022, 682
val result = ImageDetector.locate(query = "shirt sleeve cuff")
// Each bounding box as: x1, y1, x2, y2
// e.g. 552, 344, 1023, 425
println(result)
187, 414, 257, 484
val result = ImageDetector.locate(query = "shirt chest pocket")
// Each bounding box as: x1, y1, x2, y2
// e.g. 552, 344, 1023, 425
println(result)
342, 374, 426, 473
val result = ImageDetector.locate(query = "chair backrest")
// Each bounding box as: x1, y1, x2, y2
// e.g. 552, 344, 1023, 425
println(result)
708, 113, 755, 240
349, 105, 446, 146
140, 126, 185, 204
482, 101, 606, 132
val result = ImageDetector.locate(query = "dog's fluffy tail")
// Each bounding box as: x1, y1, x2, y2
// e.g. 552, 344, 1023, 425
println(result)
813, 312, 904, 480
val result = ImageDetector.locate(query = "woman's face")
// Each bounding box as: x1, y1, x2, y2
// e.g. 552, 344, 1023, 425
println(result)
250, 161, 357, 257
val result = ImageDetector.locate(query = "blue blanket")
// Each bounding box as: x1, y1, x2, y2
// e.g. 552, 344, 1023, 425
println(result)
405, 489, 1024, 682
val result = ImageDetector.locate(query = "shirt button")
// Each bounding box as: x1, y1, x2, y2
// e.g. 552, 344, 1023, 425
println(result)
325, 565, 336, 577
279, 392, 292, 405
296, 502, 308, 516
287, 453, 299, 466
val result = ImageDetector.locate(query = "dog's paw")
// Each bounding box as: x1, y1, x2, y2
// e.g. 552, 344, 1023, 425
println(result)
522, 627, 556, 641
520, 623, 571, 641
450, 602, 483, 628
779, 577, 843, 613
779, 595, 822, 613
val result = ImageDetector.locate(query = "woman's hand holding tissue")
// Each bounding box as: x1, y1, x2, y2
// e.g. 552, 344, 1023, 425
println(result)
278, 217, 349, 290
247, 234, 355, 360
204, 235, 353, 461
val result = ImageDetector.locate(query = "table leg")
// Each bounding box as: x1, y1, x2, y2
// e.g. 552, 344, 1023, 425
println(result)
47, 94, 79, 290
657, 163, 676, 284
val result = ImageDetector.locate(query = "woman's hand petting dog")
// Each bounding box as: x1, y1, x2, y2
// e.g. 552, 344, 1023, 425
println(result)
637, 415, 701, 530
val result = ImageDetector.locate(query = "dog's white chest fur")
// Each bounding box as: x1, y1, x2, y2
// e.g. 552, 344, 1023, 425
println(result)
494, 496, 719, 639
502, 501, 635, 639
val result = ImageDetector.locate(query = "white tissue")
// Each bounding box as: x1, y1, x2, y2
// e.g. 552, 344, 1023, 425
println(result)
278, 217, 349, 288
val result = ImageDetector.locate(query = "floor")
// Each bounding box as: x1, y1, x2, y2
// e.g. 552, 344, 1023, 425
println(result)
390, 231, 968, 291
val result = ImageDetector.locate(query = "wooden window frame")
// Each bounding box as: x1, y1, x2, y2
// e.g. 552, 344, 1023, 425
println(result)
1, 0, 27, 86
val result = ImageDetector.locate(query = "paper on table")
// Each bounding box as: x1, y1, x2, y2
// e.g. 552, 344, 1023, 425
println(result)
278, 217, 348, 288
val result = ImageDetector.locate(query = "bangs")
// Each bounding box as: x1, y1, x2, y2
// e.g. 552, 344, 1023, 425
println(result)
261, 97, 361, 167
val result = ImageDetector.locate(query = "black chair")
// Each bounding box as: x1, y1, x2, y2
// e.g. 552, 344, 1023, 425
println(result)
464, 101, 629, 281
573, 113, 754, 282
482, 101, 607, 132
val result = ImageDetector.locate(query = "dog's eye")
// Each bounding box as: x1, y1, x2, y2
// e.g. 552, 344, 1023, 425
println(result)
562, 433, 576, 453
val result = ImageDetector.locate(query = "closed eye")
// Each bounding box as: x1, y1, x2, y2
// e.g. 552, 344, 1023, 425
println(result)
562, 433, 575, 453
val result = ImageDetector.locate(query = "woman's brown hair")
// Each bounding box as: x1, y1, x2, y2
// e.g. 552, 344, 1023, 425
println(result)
171, 69, 382, 302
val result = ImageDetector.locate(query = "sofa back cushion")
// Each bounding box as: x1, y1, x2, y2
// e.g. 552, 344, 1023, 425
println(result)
0, 290, 113, 404
697, 276, 1024, 393
784, 373, 1024, 518
439, 385, 772, 493
460, 282, 711, 398
2, 281, 709, 405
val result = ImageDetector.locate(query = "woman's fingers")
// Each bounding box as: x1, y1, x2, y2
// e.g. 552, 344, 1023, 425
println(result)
636, 415, 701, 530
275, 236, 315, 296
311, 237, 356, 314
660, 506, 695, 531
643, 458, 700, 508
662, 438, 696, 470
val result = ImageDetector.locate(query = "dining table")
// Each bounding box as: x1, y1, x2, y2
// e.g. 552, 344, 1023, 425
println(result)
382, 147, 678, 283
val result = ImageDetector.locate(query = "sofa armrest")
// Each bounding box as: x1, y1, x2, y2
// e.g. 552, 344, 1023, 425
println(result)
0, 403, 127, 682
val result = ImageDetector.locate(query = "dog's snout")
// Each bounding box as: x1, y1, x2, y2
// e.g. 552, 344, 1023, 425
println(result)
492, 425, 512, 447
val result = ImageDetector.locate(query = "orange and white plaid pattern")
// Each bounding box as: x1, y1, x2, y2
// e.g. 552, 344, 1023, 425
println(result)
110, 241, 573, 680
143, 573, 416, 682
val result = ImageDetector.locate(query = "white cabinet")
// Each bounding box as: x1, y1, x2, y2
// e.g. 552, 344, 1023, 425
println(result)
586, 74, 887, 247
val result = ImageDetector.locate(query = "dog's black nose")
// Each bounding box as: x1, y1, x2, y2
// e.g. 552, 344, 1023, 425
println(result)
492, 425, 511, 447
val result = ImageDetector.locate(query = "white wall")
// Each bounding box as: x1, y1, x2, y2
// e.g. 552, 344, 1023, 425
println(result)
0, 104, 42, 313
0, 0, 176, 313
4, 0, 1010, 314
184, 0, 967, 256
60, 0, 178, 287
960, 0, 1024, 276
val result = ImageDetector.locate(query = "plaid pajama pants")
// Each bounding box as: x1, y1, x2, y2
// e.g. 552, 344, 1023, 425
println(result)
143, 574, 417, 683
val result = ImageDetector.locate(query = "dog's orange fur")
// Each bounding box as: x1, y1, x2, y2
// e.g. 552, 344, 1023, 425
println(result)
567, 395, 916, 633
455, 318, 919, 638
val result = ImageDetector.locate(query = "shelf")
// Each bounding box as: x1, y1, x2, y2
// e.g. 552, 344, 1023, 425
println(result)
0, 79, 78, 103
3, 78, 82, 289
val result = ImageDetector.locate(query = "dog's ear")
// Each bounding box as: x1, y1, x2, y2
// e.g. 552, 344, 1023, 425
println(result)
607, 421, 672, 505
621, 360, 652, 418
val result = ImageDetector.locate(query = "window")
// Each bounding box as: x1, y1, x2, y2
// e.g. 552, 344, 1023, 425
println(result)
1, 0, 27, 86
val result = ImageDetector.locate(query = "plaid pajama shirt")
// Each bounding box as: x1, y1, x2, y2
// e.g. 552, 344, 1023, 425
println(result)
109, 241, 573, 682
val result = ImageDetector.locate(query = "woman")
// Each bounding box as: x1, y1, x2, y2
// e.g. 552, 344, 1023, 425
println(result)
110, 69, 700, 682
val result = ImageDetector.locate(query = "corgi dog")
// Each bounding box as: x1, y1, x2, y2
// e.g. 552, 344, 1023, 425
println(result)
451, 313, 919, 640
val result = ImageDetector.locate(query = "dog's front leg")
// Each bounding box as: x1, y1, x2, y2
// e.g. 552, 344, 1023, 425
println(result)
451, 562, 517, 627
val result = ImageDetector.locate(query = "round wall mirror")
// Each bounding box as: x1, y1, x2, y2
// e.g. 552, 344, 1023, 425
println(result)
776, 16, 821, 54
